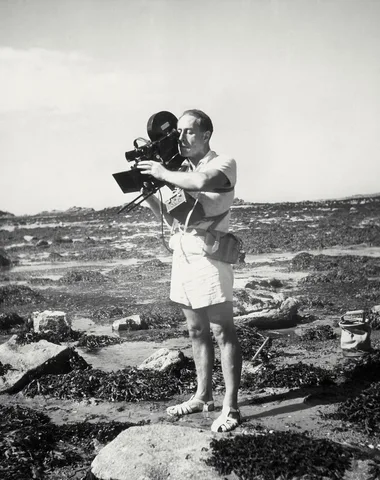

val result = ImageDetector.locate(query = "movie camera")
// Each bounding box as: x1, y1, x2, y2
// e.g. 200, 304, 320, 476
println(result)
113, 111, 185, 214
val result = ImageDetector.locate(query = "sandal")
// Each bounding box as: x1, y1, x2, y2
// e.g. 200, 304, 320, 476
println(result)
166, 395, 215, 417
211, 407, 241, 433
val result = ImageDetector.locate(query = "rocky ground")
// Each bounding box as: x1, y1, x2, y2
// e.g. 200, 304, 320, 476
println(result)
1, 195, 380, 479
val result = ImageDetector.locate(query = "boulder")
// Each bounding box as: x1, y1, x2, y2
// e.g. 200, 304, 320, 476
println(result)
233, 287, 285, 316
0, 336, 80, 393
234, 297, 300, 329
112, 315, 148, 331
36, 239, 49, 248
90, 424, 223, 480
32, 310, 71, 335
138, 348, 185, 372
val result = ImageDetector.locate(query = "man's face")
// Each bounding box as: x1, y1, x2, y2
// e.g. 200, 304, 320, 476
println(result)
177, 114, 209, 160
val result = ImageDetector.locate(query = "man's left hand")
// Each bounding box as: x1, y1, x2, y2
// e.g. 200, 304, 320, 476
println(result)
137, 161, 167, 182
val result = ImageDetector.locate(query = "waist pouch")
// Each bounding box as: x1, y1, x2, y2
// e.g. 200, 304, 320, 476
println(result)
203, 230, 242, 264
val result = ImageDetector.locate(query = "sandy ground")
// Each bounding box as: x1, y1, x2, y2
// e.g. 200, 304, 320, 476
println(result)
1, 200, 380, 478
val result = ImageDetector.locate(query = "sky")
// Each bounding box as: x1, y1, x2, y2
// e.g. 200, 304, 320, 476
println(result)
1, 0, 380, 215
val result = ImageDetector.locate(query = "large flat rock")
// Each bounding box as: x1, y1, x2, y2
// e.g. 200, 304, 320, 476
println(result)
0, 336, 75, 393
90, 424, 224, 480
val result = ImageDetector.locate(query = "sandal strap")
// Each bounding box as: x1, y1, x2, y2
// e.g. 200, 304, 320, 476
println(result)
167, 396, 215, 417
211, 408, 241, 433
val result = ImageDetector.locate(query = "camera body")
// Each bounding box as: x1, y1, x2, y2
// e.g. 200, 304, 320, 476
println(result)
113, 110, 206, 224
113, 111, 184, 194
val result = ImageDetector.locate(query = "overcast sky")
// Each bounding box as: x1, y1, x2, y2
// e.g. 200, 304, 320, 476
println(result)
1, 0, 379, 215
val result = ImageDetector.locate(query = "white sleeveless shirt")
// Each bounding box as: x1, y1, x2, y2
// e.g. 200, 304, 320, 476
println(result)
186, 150, 237, 233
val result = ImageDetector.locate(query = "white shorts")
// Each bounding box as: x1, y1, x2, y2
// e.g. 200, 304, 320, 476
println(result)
169, 232, 234, 309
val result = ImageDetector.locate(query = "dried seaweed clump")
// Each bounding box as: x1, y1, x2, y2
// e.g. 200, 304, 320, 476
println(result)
241, 362, 334, 390
59, 269, 106, 284
0, 361, 13, 376
15, 329, 82, 345
206, 430, 378, 480
338, 351, 380, 385
0, 404, 136, 480
0, 284, 44, 305
235, 325, 273, 361
0, 405, 53, 479
300, 324, 337, 342
0, 312, 26, 330
76, 334, 125, 350
23, 366, 193, 402
329, 382, 380, 436
139, 303, 184, 329
92, 306, 125, 320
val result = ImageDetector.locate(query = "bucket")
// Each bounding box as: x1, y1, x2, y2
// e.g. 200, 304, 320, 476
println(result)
338, 310, 371, 357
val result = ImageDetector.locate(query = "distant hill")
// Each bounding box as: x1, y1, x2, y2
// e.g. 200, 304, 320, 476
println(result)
3, 192, 380, 219
0, 210, 15, 218
335, 192, 380, 201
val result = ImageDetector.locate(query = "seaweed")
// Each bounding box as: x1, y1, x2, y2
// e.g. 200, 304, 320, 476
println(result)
206, 430, 379, 480
15, 329, 82, 345
235, 325, 273, 361
338, 351, 380, 385
0, 404, 137, 480
0, 284, 44, 305
0, 312, 26, 330
76, 334, 125, 351
241, 362, 335, 390
328, 382, 380, 436
22, 366, 195, 402
0, 361, 13, 376
300, 324, 337, 342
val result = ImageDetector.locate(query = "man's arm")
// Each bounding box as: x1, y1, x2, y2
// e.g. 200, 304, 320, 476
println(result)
136, 161, 230, 192
142, 188, 174, 227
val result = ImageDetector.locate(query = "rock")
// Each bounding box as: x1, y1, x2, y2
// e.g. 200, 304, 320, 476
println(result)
112, 315, 147, 331
90, 424, 222, 480
23, 235, 35, 242
234, 297, 300, 329
32, 310, 71, 336
53, 236, 73, 244
138, 348, 185, 372
0, 336, 81, 393
36, 239, 49, 248
0, 249, 11, 268
233, 288, 285, 316
238, 251, 246, 263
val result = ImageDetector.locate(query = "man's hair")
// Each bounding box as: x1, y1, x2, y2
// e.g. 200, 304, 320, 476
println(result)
180, 109, 213, 137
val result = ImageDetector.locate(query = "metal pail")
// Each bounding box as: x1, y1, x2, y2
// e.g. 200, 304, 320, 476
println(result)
338, 310, 371, 357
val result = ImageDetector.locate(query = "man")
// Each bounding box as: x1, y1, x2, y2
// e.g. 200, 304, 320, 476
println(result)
137, 109, 242, 433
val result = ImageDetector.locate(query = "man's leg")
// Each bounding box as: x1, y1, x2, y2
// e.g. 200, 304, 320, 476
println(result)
208, 301, 242, 411
182, 306, 214, 402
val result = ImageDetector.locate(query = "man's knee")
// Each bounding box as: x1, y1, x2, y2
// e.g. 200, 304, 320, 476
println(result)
183, 307, 210, 340
188, 323, 210, 340
212, 323, 237, 347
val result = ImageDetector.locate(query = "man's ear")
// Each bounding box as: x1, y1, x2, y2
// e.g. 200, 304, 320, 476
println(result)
203, 131, 211, 142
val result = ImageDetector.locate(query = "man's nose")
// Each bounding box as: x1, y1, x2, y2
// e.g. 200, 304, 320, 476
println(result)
178, 131, 185, 142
